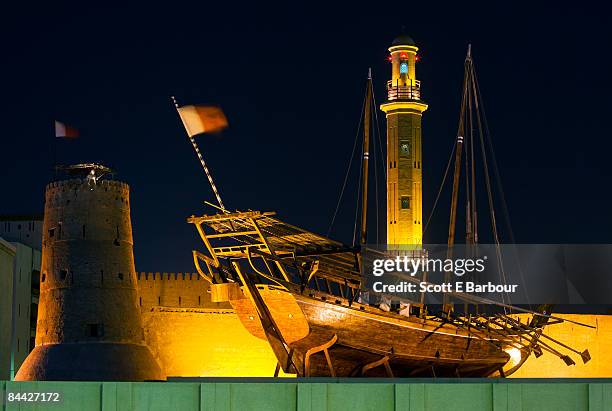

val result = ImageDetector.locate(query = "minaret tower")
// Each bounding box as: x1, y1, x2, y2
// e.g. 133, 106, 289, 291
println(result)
380, 34, 428, 245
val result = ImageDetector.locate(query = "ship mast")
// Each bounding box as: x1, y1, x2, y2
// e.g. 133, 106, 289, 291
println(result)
360, 68, 373, 246
443, 46, 472, 311
447, 46, 472, 249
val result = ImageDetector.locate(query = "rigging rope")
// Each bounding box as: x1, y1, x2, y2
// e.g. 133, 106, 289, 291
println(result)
424, 54, 471, 239
371, 82, 387, 183
327, 89, 367, 238
352, 135, 365, 247
422, 140, 456, 236
472, 65, 531, 308
371, 101, 379, 244
468, 74, 478, 245
473, 71, 515, 246
465, 70, 475, 244
371, 82, 387, 244
464, 112, 470, 238
469, 61, 509, 309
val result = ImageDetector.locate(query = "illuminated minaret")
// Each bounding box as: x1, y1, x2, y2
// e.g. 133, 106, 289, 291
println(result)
381, 34, 428, 245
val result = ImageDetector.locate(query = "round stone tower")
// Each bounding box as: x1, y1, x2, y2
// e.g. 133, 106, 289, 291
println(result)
16, 168, 162, 381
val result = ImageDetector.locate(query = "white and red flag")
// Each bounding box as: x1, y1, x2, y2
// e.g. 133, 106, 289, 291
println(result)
176, 106, 228, 137
54, 120, 79, 138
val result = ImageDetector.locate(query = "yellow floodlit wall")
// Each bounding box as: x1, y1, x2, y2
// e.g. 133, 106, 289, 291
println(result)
137, 272, 286, 378
511, 314, 612, 378
142, 307, 288, 378
135, 274, 611, 378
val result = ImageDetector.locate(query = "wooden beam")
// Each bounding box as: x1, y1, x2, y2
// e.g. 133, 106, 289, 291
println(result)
231, 261, 298, 374
250, 218, 291, 282
303, 334, 338, 377
206, 230, 259, 239
195, 223, 219, 266
187, 210, 275, 224
361, 356, 394, 378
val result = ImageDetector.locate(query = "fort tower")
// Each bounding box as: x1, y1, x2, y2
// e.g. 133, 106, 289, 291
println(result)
16, 165, 162, 381
380, 34, 428, 246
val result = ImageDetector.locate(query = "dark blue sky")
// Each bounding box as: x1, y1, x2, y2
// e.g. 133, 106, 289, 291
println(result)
2, 3, 611, 271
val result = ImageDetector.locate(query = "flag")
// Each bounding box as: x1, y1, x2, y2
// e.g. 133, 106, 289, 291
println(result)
55, 120, 79, 138
177, 105, 228, 137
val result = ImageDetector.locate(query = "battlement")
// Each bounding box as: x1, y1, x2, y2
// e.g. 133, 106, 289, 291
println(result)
137, 272, 202, 281
136, 271, 228, 310
46, 179, 129, 192
45, 179, 131, 210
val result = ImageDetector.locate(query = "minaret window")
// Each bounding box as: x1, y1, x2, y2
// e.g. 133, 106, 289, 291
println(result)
401, 196, 411, 209
400, 62, 408, 74
400, 141, 411, 157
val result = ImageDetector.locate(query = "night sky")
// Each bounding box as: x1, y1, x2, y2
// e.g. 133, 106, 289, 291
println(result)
2, 3, 611, 272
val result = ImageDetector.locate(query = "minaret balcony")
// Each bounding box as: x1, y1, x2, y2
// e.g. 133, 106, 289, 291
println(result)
387, 80, 421, 101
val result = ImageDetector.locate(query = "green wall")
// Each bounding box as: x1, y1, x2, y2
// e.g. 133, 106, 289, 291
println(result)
1, 380, 611, 411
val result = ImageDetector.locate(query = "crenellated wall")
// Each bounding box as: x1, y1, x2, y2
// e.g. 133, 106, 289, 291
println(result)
135, 272, 285, 378
136, 272, 229, 309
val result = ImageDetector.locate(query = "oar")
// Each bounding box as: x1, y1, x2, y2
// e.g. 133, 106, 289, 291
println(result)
487, 317, 574, 365
500, 315, 590, 364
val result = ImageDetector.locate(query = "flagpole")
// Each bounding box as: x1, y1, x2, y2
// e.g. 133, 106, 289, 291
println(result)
53, 134, 58, 177
171, 96, 227, 211
53, 121, 59, 178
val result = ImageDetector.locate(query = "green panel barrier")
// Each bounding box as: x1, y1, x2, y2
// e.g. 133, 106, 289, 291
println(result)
588, 383, 612, 411
132, 383, 200, 411
521, 383, 589, 411
224, 382, 296, 411
297, 383, 395, 411
199, 382, 298, 411
2, 380, 612, 411
200, 383, 229, 411
422, 383, 492, 411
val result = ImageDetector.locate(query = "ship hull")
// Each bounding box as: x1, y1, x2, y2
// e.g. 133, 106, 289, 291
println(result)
231, 286, 511, 377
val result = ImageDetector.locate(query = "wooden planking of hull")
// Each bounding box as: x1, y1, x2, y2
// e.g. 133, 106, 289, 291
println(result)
230, 285, 512, 378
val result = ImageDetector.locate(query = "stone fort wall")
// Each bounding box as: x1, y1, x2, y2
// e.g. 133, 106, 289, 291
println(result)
136, 272, 228, 310
135, 272, 285, 378
135, 273, 612, 378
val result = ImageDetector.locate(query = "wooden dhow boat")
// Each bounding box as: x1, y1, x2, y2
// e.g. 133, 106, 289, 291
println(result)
179, 46, 592, 378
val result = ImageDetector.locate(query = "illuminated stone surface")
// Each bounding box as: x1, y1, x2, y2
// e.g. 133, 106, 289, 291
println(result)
510, 314, 612, 378
16, 179, 162, 381
136, 272, 288, 377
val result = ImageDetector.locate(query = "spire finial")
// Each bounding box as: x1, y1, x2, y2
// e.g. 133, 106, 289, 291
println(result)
368, 67, 372, 80
466, 44, 472, 61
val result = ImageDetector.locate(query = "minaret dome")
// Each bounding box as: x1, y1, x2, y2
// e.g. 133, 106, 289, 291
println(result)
391, 33, 416, 47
